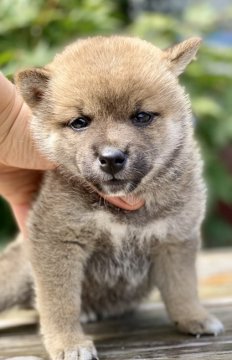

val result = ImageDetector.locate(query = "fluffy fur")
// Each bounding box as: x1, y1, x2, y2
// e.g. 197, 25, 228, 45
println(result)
0, 36, 223, 360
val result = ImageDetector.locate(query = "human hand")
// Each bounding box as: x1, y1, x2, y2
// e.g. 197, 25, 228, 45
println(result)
0, 73, 55, 236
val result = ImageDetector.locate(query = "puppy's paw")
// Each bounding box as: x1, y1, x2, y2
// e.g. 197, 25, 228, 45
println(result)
53, 340, 98, 360
175, 313, 224, 337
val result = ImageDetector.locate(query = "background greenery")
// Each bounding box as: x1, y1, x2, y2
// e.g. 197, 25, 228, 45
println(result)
0, 0, 232, 247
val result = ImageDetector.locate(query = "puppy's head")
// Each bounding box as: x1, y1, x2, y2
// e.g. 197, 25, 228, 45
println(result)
16, 36, 201, 197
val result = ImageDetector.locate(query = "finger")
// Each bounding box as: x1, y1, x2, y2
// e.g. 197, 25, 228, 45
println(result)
0, 73, 15, 113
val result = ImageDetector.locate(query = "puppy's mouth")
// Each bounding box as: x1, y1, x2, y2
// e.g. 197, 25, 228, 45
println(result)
92, 176, 139, 195
82, 154, 152, 210
86, 176, 145, 210
93, 178, 145, 211
102, 178, 128, 188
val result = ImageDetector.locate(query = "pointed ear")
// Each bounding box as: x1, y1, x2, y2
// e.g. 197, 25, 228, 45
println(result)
15, 68, 51, 108
163, 37, 202, 76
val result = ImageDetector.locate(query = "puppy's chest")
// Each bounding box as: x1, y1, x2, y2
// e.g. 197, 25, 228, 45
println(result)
88, 236, 151, 289
92, 209, 168, 247
86, 211, 165, 287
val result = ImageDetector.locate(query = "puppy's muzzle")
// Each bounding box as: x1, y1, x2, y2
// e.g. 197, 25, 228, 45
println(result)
98, 147, 127, 175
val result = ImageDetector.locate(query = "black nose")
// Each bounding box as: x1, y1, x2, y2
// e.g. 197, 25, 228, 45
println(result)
99, 147, 127, 175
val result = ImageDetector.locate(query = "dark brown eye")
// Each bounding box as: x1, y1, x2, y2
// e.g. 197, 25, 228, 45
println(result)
68, 116, 91, 131
132, 111, 159, 127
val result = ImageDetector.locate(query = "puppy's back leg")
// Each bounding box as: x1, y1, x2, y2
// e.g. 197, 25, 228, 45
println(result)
0, 235, 34, 311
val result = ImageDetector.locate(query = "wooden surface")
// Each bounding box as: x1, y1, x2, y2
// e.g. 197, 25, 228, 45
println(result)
0, 249, 232, 360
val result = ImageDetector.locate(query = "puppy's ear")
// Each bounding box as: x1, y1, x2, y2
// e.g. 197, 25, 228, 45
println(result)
15, 68, 51, 109
163, 37, 202, 76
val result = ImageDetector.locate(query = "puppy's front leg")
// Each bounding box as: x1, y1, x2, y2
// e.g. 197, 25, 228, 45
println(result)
29, 238, 97, 360
153, 239, 224, 336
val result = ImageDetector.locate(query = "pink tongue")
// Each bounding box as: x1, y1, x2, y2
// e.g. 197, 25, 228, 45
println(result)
100, 194, 145, 211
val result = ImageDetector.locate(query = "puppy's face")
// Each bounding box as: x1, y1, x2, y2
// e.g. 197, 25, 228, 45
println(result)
16, 36, 201, 196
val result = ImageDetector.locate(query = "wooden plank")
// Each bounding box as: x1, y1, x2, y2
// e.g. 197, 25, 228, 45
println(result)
0, 310, 38, 331
197, 249, 232, 299
0, 301, 232, 360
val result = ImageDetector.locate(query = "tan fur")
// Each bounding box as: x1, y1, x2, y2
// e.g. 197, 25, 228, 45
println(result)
0, 36, 223, 360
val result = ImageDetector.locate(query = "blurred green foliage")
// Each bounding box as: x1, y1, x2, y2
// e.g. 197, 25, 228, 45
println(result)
0, 0, 232, 247
0, 0, 126, 74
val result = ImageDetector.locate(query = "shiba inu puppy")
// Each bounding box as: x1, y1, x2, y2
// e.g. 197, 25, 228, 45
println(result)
0, 36, 224, 360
